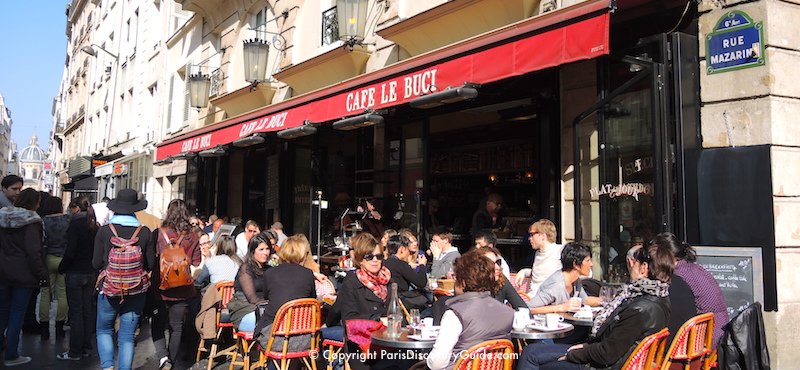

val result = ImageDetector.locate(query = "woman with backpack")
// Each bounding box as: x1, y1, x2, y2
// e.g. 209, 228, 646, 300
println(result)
38, 196, 71, 339
0, 188, 48, 367
92, 188, 155, 370
56, 196, 99, 361
152, 199, 201, 370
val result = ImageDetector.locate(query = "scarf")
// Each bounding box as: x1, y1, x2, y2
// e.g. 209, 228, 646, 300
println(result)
109, 214, 140, 227
591, 278, 670, 337
356, 266, 391, 301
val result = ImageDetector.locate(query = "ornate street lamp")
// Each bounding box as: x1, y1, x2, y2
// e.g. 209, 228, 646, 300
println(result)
243, 38, 270, 85
336, 0, 369, 48
188, 73, 212, 108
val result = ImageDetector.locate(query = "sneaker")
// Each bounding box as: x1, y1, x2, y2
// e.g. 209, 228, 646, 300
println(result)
159, 356, 172, 370
57, 351, 82, 361
4, 356, 32, 366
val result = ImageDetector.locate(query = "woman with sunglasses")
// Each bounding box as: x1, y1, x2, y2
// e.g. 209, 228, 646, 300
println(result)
517, 242, 672, 370
528, 243, 601, 314
332, 232, 391, 323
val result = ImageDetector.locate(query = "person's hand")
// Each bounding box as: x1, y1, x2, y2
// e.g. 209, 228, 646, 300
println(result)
514, 268, 531, 286
417, 254, 428, 266
313, 272, 330, 283
567, 344, 584, 352
430, 243, 442, 259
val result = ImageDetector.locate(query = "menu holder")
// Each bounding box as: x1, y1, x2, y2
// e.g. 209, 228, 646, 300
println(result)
694, 246, 764, 316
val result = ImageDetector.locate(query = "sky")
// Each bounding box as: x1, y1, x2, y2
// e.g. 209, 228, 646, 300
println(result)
0, 2, 68, 153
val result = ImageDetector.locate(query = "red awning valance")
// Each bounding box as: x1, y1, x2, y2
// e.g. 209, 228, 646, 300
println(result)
156, 0, 612, 161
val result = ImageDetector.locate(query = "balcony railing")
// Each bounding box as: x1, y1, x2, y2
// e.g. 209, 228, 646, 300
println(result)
210, 67, 223, 97
322, 6, 338, 46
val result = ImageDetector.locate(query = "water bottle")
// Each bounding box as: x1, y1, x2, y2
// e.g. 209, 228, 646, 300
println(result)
386, 283, 403, 338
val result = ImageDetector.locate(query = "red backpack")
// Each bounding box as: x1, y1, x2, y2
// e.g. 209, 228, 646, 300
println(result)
98, 224, 150, 298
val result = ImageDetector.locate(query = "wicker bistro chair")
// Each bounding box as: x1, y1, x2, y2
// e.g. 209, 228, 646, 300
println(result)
621, 328, 670, 370
660, 313, 715, 370
196, 281, 237, 370
256, 298, 323, 370
229, 330, 258, 370
452, 339, 516, 370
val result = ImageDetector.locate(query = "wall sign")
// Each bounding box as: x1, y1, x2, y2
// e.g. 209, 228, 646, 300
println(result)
706, 10, 766, 74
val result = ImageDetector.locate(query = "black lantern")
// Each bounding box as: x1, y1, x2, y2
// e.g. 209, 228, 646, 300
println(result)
243, 38, 270, 84
188, 73, 212, 108
336, 0, 369, 48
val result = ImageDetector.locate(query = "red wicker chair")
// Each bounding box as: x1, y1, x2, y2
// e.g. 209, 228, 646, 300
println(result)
660, 313, 715, 370
453, 339, 515, 370
196, 281, 237, 370
256, 298, 322, 370
621, 328, 669, 370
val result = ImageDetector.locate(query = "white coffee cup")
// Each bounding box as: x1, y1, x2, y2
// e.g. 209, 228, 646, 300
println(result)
545, 313, 564, 329
421, 317, 433, 328
513, 308, 531, 330
420, 325, 439, 339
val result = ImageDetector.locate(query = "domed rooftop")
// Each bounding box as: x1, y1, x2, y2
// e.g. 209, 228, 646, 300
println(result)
20, 135, 45, 162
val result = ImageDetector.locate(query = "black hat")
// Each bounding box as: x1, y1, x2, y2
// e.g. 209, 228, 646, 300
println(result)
107, 188, 147, 214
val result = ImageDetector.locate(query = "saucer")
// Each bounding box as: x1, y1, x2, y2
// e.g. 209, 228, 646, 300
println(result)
408, 334, 437, 341
526, 322, 574, 332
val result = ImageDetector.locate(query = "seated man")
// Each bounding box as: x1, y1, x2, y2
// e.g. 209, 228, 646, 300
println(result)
383, 235, 429, 310
514, 219, 563, 296
429, 228, 460, 279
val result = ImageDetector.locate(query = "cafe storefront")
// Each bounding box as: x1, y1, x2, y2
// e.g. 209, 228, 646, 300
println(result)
155, 0, 705, 279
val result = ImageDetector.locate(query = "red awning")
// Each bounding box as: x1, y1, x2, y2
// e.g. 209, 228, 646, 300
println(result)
156, 0, 613, 161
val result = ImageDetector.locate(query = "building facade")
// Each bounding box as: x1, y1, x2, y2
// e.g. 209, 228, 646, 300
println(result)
53, 0, 800, 365
0, 94, 13, 176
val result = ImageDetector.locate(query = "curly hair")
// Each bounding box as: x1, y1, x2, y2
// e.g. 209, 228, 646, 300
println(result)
453, 250, 497, 293
476, 246, 506, 293
161, 199, 192, 232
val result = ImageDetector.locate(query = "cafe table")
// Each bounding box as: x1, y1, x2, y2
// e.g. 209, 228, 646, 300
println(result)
370, 327, 436, 350
560, 312, 594, 327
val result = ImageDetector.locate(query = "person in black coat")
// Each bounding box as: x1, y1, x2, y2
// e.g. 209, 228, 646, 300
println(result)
253, 235, 316, 350
329, 233, 390, 325
56, 197, 100, 360
0, 188, 47, 366
383, 235, 429, 311
518, 242, 674, 370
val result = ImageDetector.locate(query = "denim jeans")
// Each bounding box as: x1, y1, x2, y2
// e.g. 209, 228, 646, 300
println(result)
40, 255, 68, 322
238, 311, 256, 332
0, 285, 33, 361
65, 273, 96, 356
151, 299, 188, 362
96, 293, 146, 370
517, 343, 587, 370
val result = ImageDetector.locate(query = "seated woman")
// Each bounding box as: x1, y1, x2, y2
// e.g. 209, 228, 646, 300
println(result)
517, 242, 672, 370
331, 233, 389, 323
426, 250, 514, 370
228, 233, 272, 332
656, 232, 728, 347
528, 242, 601, 314
478, 247, 526, 310
399, 228, 427, 273
253, 235, 317, 349
195, 235, 242, 288
383, 235, 429, 311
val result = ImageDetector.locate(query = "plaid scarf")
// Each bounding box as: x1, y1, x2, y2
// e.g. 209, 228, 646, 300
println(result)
357, 266, 392, 301
591, 278, 670, 337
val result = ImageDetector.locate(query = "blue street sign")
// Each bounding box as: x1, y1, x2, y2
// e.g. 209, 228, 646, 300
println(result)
706, 11, 765, 74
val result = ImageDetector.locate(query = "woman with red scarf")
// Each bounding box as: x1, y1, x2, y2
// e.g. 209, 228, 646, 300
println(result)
334, 233, 391, 322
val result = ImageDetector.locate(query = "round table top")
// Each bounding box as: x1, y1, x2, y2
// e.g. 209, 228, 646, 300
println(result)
511, 323, 574, 339
370, 328, 435, 349
560, 312, 594, 327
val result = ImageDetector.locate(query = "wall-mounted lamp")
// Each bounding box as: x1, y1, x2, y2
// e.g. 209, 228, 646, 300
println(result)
80, 44, 119, 59
277, 120, 318, 139
198, 145, 227, 158
244, 11, 289, 89
232, 133, 267, 148
409, 83, 479, 109
187, 47, 229, 108
332, 110, 384, 131
336, 0, 369, 49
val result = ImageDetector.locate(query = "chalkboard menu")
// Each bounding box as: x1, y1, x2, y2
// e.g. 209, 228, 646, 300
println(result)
694, 246, 764, 317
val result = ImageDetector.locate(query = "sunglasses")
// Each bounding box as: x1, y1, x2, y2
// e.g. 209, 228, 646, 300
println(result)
495, 259, 503, 267
363, 253, 385, 262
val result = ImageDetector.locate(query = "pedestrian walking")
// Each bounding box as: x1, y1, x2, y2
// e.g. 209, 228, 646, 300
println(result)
0, 188, 48, 366
56, 196, 99, 360
39, 196, 71, 339
93, 189, 155, 370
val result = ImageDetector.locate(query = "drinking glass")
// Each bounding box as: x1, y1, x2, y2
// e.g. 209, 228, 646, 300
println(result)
600, 286, 614, 305
409, 309, 421, 335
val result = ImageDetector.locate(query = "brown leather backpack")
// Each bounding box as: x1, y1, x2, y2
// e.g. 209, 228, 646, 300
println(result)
158, 228, 193, 290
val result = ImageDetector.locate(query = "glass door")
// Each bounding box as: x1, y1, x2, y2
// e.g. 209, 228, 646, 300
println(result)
574, 55, 670, 282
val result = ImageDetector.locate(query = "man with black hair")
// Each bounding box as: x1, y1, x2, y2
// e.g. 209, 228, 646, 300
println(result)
0, 175, 23, 209
384, 235, 429, 310
474, 231, 511, 279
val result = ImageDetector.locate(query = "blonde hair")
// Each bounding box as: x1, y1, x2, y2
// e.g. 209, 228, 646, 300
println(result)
351, 232, 381, 263
531, 219, 557, 243
280, 235, 309, 264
